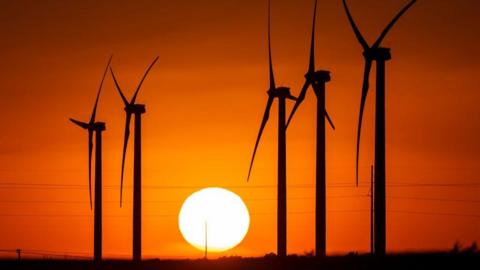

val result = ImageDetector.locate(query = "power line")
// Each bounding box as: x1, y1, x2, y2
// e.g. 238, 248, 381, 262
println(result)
391, 210, 480, 218
0, 195, 363, 204
1, 195, 480, 204
0, 182, 314, 189
0, 249, 91, 259
389, 196, 480, 203
0, 248, 160, 260
1, 181, 480, 190
1, 210, 480, 219
0, 211, 363, 218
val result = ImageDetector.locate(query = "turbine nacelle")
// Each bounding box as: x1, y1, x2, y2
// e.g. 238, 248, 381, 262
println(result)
90, 122, 106, 132
125, 104, 146, 114
268, 87, 296, 100
306, 70, 331, 84
363, 47, 392, 62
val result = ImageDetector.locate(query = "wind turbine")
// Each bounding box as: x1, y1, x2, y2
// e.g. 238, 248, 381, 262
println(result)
110, 57, 159, 261
285, 0, 335, 257
69, 55, 112, 262
342, 0, 416, 255
247, 0, 297, 257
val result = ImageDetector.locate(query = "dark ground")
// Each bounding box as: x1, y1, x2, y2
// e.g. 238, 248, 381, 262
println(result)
1, 253, 479, 270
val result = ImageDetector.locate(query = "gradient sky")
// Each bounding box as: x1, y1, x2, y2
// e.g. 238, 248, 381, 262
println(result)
0, 0, 479, 259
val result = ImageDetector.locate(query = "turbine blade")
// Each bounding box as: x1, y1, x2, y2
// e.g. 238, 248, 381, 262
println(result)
286, 80, 310, 128
120, 112, 131, 207
110, 67, 129, 106
70, 118, 89, 129
356, 59, 373, 186
90, 55, 113, 124
130, 56, 159, 105
268, 0, 276, 90
373, 0, 416, 48
325, 110, 335, 130
88, 129, 93, 210
308, 0, 318, 74
247, 95, 274, 182
287, 94, 297, 101
342, 0, 369, 50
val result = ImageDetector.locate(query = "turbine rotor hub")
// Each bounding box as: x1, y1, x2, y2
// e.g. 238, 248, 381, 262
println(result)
306, 70, 331, 84
268, 87, 292, 98
364, 47, 391, 61
125, 104, 146, 114
90, 122, 106, 131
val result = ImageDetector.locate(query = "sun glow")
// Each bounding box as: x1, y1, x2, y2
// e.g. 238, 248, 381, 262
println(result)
178, 187, 250, 253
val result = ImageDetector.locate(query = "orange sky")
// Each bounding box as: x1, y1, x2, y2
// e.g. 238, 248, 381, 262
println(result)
0, 0, 479, 259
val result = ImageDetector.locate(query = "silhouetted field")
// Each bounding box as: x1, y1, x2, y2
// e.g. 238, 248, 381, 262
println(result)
1, 253, 479, 270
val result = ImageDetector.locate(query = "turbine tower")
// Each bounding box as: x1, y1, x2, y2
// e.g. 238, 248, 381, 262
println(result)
285, 0, 335, 257
342, 0, 416, 255
110, 57, 159, 261
247, 0, 297, 257
69, 55, 112, 262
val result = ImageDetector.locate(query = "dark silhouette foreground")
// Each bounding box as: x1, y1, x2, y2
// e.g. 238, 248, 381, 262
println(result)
1, 253, 479, 270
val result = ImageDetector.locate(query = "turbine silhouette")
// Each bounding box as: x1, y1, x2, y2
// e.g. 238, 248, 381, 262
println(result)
69, 55, 112, 261
342, 0, 416, 255
110, 57, 158, 261
247, 0, 297, 257
285, 0, 335, 257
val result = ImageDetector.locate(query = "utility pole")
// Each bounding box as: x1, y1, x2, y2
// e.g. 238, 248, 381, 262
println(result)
16, 249, 21, 261
204, 221, 208, 260
370, 165, 374, 255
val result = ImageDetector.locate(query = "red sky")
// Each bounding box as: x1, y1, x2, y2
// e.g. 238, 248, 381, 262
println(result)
0, 0, 479, 259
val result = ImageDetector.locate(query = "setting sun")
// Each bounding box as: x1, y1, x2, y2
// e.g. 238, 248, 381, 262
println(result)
178, 187, 250, 253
